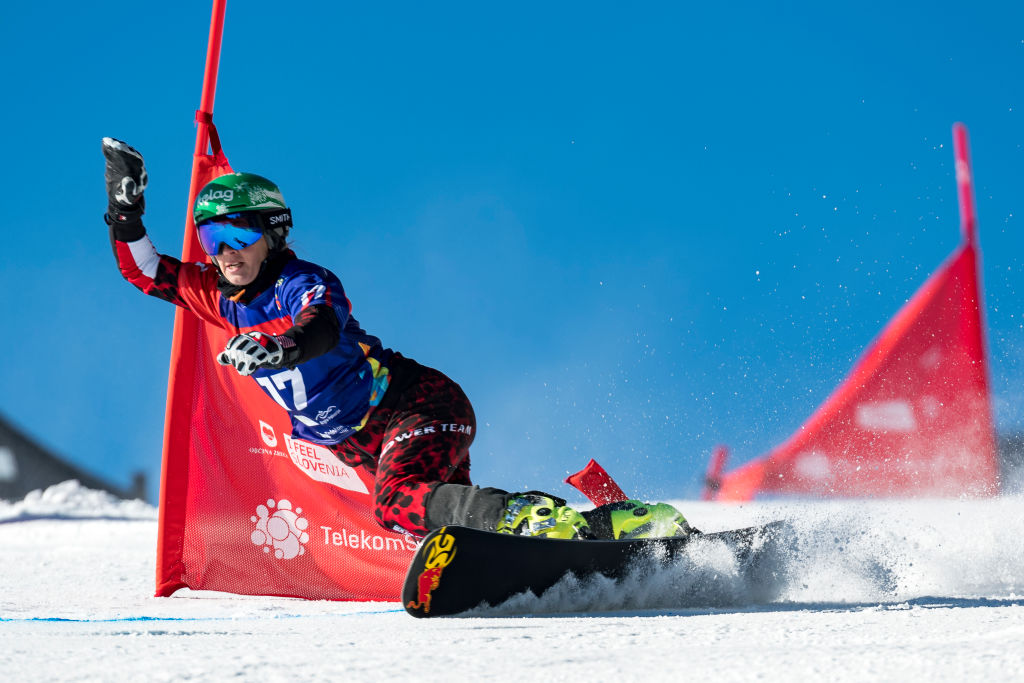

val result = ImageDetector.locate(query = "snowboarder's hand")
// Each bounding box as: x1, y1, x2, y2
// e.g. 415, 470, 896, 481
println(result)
217, 332, 285, 376
101, 137, 148, 209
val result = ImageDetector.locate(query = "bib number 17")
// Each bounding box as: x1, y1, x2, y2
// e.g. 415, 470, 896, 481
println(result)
255, 369, 318, 427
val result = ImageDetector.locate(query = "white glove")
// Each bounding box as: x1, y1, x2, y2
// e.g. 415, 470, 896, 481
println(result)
217, 332, 285, 376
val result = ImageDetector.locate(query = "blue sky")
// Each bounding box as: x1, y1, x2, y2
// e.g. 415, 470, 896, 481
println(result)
1, 2, 1021, 503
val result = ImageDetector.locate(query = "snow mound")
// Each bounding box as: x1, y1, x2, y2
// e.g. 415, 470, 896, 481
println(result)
0, 480, 156, 522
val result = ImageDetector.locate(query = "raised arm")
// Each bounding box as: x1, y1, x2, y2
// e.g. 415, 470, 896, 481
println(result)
102, 137, 211, 308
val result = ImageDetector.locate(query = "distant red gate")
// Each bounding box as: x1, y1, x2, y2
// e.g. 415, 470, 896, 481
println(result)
706, 123, 998, 500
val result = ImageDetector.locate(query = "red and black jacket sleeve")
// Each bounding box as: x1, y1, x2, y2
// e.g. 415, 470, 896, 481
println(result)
107, 213, 224, 327
279, 304, 340, 366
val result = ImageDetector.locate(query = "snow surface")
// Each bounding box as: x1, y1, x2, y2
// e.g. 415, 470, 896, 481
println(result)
3, 481, 1024, 681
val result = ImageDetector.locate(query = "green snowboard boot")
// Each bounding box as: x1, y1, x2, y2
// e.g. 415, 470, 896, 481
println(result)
582, 499, 693, 540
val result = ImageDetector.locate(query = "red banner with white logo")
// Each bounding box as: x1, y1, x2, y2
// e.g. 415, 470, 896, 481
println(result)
709, 124, 999, 501
155, 0, 414, 600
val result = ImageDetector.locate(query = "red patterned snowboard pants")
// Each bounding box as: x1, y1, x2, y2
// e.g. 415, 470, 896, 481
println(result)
329, 356, 475, 536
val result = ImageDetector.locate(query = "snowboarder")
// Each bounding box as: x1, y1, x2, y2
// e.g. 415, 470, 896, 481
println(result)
102, 137, 693, 541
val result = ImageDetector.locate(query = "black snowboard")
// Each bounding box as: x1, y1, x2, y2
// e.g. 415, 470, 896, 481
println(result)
402, 520, 789, 617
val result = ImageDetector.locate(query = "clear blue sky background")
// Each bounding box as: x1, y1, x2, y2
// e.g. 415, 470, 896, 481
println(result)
1, 2, 1021, 504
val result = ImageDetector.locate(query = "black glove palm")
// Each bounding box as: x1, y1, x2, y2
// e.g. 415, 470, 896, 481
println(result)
102, 137, 148, 222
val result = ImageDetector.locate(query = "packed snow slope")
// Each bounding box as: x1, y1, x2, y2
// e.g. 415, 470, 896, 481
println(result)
2, 481, 1024, 682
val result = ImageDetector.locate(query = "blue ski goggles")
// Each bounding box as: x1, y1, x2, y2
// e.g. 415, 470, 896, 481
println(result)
196, 212, 265, 255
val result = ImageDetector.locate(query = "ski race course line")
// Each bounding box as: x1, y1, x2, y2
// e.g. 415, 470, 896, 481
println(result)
0, 609, 404, 623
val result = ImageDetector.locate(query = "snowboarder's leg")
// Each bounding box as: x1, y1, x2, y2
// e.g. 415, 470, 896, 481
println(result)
423, 486, 593, 539
423, 483, 511, 531
371, 363, 476, 535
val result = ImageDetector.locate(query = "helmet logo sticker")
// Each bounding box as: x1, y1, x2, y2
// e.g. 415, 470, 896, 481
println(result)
197, 188, 234, 204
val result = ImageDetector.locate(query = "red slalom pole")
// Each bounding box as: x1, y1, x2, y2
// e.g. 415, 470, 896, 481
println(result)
193, 0, 227, 156
953, 122, 977, 245
155, 0, 230, 597
181, 0, 230, 262
951, 122, 998, 494
701, 445, 728, 501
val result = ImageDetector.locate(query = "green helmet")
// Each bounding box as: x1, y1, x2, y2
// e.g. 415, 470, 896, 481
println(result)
193, 172, 293, 250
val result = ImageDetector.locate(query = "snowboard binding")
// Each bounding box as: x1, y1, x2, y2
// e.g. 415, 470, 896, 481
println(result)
497, 493, 594, 539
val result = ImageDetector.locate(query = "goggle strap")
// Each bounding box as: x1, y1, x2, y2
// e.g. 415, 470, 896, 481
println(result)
261, 208, 292, 233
